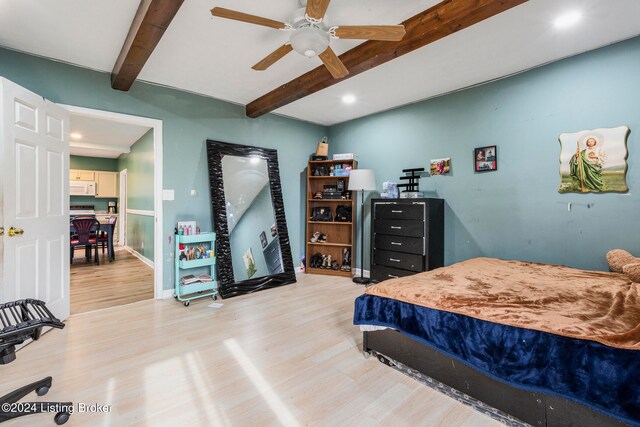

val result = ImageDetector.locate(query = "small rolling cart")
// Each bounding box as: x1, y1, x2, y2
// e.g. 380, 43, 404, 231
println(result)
174, 232, 219, 306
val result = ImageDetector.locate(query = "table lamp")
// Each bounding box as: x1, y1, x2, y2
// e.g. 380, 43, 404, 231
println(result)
348, 169, 376, 285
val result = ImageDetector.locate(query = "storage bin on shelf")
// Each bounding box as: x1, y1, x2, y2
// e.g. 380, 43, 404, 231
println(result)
174, 232, 218, 306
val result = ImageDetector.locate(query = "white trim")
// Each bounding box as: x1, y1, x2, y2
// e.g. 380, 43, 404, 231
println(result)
352, 268, 370, 278
70, 141, 131, 154
126, 208, 155, 217
124, 246, 155, 268
160, 289, 175, 299
119, 169, 127, 246
61, 104, 164, 301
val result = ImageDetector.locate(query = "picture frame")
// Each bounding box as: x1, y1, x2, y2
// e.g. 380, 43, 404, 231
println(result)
558, 126, 629, 193
259, 231, 268, 249
474, 145, 497, 173
429, 158, 451, 176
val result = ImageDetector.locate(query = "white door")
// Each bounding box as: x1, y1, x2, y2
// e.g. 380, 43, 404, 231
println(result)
0, 77, 70, 321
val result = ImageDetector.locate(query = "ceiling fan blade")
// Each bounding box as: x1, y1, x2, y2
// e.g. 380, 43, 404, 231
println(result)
306, 0, 331, 21
252, 44, 293, 71
211, 7, 287, 30
318, 47, 348, 79
332, 25, 406, 41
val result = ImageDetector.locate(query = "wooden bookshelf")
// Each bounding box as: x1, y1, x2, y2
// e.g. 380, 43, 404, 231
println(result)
305, 159, 357, 277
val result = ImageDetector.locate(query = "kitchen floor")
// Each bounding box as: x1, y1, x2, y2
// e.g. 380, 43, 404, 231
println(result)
70, 247, 154, 315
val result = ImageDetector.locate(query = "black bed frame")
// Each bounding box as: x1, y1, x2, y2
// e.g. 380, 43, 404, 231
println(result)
364, 329, 630, 427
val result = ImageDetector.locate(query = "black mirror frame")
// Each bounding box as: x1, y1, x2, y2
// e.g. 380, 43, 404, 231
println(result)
206, 140, 296, 298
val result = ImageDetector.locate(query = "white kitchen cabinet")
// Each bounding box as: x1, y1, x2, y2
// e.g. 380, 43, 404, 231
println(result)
95, 171, 118, 198
70, 169, 95, 181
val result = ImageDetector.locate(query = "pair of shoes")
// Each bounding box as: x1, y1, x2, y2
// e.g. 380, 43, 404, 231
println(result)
313, 192, 323, 199
310, 232, 328, 243
340, 248, 351, 272
321, 254, 332, 269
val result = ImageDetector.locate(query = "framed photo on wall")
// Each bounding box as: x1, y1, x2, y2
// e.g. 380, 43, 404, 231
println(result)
259, 231, 268, 249
474, 145, 497, 172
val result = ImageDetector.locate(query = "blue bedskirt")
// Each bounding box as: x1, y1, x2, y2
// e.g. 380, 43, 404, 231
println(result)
354, 294, 640, 426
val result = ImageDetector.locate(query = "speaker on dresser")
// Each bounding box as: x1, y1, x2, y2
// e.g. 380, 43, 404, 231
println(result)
370, 198, 444, 283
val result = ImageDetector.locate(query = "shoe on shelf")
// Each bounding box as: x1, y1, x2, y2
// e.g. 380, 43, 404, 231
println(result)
310, 231, 321, 243
318, 233, 328, 243
313, 192, 323, 199
331, 260, 339, 270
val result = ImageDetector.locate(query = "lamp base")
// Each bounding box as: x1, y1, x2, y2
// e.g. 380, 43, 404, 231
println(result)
352, 277, 371, 285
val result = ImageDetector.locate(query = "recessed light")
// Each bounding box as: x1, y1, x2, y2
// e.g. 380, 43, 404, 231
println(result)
554, 11, 582, 29
70, 132, 82, 140
342, 94, 356, 105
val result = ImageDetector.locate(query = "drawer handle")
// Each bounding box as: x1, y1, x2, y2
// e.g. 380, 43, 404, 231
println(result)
391, 242, 402, 246
390, 226, 402, 230
391, 210, 403, 213
389, 258, 401, 262
388, 274, 399, 279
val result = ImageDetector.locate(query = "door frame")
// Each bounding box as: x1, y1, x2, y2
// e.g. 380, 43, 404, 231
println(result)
119, 169, 127, 246
62, 105, 163, 300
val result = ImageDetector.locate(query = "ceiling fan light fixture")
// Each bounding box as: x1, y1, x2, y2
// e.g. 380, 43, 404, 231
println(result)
290, 26, 329, 58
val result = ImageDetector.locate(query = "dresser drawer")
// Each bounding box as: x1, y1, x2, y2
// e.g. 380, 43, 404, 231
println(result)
374, 203, 425, 220
371, 265, 416, 282
374, 234, 424, 255
374, 219, 425, 238
373, 249, 424, 272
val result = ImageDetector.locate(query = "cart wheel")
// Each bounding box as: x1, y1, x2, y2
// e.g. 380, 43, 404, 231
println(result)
198, 290, 203, 294
377, 354, 392, 366
55, 412, 70, 425
36, 385, 49, 396
183, 301, 190, 307
212, 295, 217, 301
363, 351, 372, 360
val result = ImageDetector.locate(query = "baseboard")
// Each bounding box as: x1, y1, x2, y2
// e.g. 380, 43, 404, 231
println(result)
124, 246, 155, 269
160, 289, 175, 299
353, 268, 370, 278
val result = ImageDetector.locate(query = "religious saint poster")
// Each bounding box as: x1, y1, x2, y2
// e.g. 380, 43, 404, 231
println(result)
558, 126, 629, 193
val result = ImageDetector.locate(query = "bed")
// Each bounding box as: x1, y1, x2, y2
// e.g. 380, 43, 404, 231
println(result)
353, 257, 640, 427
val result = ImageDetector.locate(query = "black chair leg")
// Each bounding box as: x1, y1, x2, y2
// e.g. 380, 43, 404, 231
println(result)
0, 376, 73, 424
0, 376, 52, 404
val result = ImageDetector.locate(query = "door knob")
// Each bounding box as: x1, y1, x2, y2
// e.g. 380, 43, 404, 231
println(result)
7, 227, 24, 237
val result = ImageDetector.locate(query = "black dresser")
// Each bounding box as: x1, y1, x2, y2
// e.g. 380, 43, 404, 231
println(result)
370, 198, 444, 282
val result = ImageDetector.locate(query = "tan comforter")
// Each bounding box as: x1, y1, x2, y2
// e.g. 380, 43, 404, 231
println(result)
365, 257, 640, 349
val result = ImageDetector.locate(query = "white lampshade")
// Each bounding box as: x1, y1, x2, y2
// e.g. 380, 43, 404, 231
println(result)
348, 169, 376, 191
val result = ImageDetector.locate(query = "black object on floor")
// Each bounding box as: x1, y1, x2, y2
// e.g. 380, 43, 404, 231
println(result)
0, 299, 72, 424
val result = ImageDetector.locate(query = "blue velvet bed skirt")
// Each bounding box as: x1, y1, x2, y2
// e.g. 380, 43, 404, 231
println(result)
354, 294, 640, 426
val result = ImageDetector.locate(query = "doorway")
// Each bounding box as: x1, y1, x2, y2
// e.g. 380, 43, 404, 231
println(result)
65, 105, 163, 314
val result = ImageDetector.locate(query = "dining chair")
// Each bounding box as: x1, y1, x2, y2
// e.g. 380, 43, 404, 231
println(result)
98, 216, 117, 260
70, 217, 100, 265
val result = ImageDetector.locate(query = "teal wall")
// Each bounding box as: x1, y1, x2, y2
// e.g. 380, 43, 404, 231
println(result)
118, 129, 155, 261
330, 36, 640, 272
69, 155, 118, 211
118, 129, 154, 210
0, 47, 325, 291
70, 155, 118, 171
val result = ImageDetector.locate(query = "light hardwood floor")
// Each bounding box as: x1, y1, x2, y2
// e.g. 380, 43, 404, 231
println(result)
4, 274, 504, 427
70, 248, 154, 315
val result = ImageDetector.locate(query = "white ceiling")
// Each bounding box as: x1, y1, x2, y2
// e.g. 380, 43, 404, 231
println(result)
69, 114, 151, 159
1, 0, 639, 126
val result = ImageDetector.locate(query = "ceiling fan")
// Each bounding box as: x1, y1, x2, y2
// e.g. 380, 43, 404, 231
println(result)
211, 0, 406, 79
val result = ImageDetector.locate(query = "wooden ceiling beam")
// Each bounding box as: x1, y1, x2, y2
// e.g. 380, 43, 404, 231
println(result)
246, 0, 528, 118
111, 0, 185, 91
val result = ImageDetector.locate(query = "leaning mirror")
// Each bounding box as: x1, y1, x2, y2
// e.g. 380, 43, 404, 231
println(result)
206, 140, 296, 298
